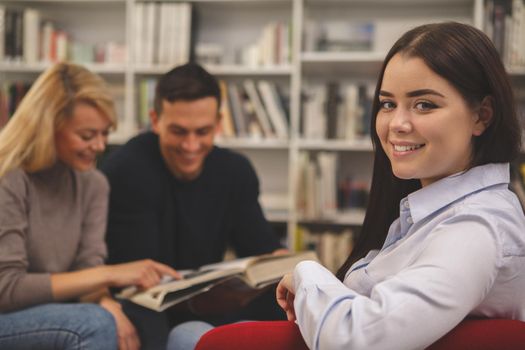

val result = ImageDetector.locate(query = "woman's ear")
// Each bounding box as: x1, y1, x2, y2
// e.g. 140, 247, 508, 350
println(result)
473, 96, 494, 136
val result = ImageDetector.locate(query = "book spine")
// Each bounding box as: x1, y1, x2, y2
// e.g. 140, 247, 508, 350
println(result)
243, 79, 275, 138
13, 8, 23, 61
257, 80, 288, 139
227, 83, 247, 137
218, 80, 236, 138
23, 8, 39, 63
4, 9, 15, 60
0, 6, 5, 61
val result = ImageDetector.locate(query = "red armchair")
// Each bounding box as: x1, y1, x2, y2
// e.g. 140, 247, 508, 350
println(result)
195, 321, 307, 350
195, 318, 525, 350
427, 318, 525, 350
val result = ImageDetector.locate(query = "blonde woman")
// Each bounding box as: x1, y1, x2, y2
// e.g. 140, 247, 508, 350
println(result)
0, 63, 178, 350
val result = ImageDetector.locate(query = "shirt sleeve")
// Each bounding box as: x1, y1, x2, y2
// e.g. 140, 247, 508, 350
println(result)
229, 156, 283, 257
293, 214, 501, 350
0, 171, 53, 312
71, 170, 109, 270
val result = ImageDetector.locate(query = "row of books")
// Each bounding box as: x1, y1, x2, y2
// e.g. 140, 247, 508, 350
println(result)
137, 78, 290, 140
303, 21, 375, 52
220, 80, 290, 139
295, 226, 354, 273
240, 21, 292, 67
0, 6, 125, 64
484, 0, 525, 68
301, 82, 374, 141
134, 2, 191, 66
195, 21, 291, 67
296, 151, 370, 220
0, 81, 31, 129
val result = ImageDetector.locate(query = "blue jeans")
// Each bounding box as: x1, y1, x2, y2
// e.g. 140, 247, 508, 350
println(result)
166, 321, 214, 350
0, 303, 117, 350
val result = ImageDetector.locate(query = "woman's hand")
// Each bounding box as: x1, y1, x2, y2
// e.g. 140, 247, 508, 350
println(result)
50, 259, 180, 302
99, 296, 140, 350
276, 273, 296, 321
105, 259, 181, 290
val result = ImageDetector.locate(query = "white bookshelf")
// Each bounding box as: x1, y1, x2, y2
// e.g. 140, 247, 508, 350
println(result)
134, 64, 293, 76
215, 138, 289, 150
297, 139, 373, 152
1, 0, 524, 249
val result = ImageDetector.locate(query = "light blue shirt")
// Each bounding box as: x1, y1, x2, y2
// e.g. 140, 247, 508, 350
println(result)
293, 163, 525, 350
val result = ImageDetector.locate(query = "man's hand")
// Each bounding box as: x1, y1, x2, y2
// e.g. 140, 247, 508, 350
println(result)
100, 296, 141, 350
276, 273, 296, 321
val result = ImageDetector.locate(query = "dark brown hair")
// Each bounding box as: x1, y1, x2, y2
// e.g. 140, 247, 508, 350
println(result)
154, 62, 221, 116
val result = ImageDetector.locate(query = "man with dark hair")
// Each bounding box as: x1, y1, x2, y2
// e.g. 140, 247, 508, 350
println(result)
101, 62, 285, 349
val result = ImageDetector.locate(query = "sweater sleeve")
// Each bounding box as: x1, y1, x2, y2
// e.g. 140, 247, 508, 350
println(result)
71, 170, 109, 270
229, 156, 283, 257
0, 171, 53, 312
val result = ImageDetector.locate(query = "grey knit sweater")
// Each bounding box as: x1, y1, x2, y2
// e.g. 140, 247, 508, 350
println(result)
0, 162, 109, 312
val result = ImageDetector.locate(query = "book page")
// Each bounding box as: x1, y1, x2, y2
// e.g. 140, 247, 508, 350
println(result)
246, 251, 318, 286
198, 255, 262, 272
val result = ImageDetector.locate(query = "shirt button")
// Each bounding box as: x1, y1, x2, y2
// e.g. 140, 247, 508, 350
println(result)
406, 216, 413, 224
404, 200, 410, 209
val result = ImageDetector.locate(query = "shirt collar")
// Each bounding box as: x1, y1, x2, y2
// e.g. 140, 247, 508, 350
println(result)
407, 163, 510, 224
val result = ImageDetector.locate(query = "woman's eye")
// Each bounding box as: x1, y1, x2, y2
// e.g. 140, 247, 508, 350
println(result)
379, 101, 395, 110
415, 101, 437, 111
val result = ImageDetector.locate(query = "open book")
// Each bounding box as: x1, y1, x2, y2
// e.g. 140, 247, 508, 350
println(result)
117, 250, 318, 312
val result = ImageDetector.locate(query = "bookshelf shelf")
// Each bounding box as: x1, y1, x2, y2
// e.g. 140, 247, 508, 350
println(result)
508, 66, 525, 77
7, 0, 125, 3
0, 62, 127, 74
301, 52, 384, 75
304, 0, 473, 4
206, 64, 293, 76
297, 139, 373, 152
0, 62, 50, 73
182, 0, 291, 4
134, 64, 293, 76
301, 51, 386, 62
265, 211, 290, 223
298, 208, 366, 227
215, 138, 289, 149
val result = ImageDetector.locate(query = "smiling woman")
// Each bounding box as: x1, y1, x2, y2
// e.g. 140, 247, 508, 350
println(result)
375, 53, 492, 187
55, 103, 112, 172
0, 63, 180, 350
272, 22, 525, 350
0, 63, 116, 177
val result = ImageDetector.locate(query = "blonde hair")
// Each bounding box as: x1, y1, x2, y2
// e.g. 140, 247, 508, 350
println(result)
0, 62, 116, 178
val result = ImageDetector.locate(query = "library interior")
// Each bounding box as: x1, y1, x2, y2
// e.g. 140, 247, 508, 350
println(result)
0, 0, 525, 349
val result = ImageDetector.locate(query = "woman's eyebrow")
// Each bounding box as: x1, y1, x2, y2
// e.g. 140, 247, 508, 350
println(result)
406, 89, 445, 98
379, 89, 445, 98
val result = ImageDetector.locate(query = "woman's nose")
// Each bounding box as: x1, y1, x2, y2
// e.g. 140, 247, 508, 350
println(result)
389, 108, 412, 134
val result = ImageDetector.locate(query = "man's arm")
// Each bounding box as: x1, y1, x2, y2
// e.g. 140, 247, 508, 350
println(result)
230, 156, 284, 257
101, 149, 165, 265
